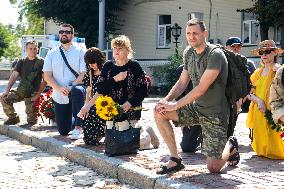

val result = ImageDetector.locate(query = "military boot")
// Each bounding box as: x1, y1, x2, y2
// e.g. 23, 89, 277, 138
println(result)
27, 119, 38, 126
4, 116, 20, 125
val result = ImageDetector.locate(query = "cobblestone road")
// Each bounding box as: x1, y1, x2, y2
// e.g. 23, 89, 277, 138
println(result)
0, 134, 137, 189
1, 80, 284, 189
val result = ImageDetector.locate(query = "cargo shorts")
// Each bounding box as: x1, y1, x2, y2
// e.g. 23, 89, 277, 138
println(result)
173, 103, 228, 159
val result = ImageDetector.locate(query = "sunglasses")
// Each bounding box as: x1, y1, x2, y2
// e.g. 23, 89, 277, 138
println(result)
59, 30, 73, 34
259, 49, 274, 55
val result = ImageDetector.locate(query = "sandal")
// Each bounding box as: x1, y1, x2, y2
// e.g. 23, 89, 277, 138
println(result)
227, 136, 240, 166
156, 157, 185, 175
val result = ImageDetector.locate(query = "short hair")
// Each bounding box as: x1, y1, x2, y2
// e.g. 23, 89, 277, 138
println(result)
186, 18, 206, 31
84, 47, 106, 70
25, 40, 38, 48
60, 23, 74, 34
111, 35, 133, 59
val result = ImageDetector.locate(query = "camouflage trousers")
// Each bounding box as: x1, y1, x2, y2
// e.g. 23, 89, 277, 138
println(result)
173, 103, 228, 159
1, 89, 37, 123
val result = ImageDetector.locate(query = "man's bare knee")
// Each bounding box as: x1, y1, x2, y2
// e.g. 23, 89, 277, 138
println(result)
207, 157, 224, 173
207, 164, 221, 173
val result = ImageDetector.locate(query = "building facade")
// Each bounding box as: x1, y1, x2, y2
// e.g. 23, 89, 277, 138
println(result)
44, 0, 282, 85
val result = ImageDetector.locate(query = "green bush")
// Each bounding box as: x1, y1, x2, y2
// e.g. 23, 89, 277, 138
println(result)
152, 52, 183, 94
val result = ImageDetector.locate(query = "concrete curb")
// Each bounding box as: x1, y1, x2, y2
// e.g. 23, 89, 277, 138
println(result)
0, 124, 202, 189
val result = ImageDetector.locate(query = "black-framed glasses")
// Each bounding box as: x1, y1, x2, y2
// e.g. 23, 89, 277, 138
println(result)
259, 49, 274, 55
59, 30, 73, 34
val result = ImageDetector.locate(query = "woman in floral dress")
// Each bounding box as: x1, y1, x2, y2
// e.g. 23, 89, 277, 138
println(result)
81, 47, 106, 145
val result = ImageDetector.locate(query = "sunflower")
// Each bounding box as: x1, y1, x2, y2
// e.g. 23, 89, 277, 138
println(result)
95, 96, 119, 120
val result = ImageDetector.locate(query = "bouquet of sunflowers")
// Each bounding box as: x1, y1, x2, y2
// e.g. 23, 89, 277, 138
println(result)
35, 88, 55, 124
95, 95, 147, 121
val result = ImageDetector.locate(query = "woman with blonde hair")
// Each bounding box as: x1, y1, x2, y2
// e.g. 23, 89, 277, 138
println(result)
246, 40, 284, 159
78, 35, 159, 150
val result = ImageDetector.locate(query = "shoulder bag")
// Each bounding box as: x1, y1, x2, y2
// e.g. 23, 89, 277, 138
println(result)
59, 47, 79, 78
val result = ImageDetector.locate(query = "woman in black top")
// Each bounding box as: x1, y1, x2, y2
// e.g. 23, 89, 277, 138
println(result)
78, 35, 159, 149
81, 47, 106, 145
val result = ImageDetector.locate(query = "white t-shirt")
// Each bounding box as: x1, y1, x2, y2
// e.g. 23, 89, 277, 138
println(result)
43, 44, 86, 104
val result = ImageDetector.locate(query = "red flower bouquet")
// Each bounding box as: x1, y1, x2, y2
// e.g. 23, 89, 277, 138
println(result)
35, 88, 55, 124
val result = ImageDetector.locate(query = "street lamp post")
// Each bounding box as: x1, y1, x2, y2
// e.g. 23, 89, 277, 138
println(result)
171, 23, 182, 55
98, 0, 105, 50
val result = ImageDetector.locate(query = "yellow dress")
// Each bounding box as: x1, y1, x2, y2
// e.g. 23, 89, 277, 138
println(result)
249, 75, 284, 159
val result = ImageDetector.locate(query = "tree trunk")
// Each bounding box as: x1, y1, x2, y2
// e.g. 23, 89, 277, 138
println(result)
259, 23, 269, 41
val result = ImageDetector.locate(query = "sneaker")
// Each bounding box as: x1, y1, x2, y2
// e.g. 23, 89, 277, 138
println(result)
4, 116, 20, 125
71, 128, 82, 140
146, 127, 160, 148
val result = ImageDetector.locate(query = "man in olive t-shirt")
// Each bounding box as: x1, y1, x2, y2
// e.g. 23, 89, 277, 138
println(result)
0, 40, 46, 125
154, 18, 240, 175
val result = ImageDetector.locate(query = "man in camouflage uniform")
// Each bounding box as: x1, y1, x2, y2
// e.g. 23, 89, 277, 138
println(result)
270, 64, 284, 124
154, 18, 239, 174
0, 40, 46, 125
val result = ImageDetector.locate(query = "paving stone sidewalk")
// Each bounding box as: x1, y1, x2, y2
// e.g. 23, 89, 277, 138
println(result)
0, 96, 283, 189
0, 134, 137, 189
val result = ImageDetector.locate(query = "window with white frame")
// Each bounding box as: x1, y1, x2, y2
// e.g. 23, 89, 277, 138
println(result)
242, 13, 260, 45
188, 12, 204, 21
157, 15, 171, 48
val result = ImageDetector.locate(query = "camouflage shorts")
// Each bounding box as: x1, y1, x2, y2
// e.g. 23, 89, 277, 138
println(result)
173, 104, 228, 159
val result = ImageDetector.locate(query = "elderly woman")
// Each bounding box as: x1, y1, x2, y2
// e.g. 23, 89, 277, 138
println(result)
78, 35, 159, 150
246, 40, 284, 159
81, 47, 106, 145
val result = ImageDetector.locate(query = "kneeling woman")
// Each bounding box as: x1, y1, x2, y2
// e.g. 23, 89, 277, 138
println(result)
78, 35, 159, 149
81, 47, 106, 145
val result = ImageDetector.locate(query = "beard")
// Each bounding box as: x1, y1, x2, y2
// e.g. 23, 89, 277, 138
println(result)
60, 36, 72, 44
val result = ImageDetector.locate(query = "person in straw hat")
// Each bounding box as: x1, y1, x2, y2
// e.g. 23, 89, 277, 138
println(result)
246, 40, 284, 159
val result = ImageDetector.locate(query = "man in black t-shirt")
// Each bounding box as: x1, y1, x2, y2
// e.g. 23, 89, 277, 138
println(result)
0, 40, 46, 125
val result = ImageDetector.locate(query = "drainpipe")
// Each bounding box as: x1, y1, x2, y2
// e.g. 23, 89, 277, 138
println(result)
98, 0, 105, 50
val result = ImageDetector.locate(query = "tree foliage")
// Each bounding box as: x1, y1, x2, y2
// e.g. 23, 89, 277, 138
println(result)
17, 0, 130, 47
152, 52, 183, 94
0, 24, 21, 59
10, 0, 44, 35
237, 0, 284, 40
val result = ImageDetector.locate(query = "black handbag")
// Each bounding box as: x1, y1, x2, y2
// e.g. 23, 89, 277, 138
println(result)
105, 125, 141, 157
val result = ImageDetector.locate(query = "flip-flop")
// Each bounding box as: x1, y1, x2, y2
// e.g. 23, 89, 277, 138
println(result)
156, 157, 185, 175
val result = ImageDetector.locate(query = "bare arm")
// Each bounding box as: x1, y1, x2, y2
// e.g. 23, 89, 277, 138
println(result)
158, 69, 220, 113
85, 86, 92, 104
0, 71, 19, 99
72, 72, 85, 85
164, 69, 190, 102
246, 93, 266, 113
175, 69, 220, 109
31, 74, 47, 101
44, 71, 70, 96
44, 71, 61, 91
78, 92, 102, 119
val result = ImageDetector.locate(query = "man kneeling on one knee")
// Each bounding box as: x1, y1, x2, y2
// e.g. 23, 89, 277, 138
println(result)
154, 18, 239, 174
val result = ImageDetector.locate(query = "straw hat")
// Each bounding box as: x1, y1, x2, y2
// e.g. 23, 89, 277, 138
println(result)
251, 40, 284, 56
